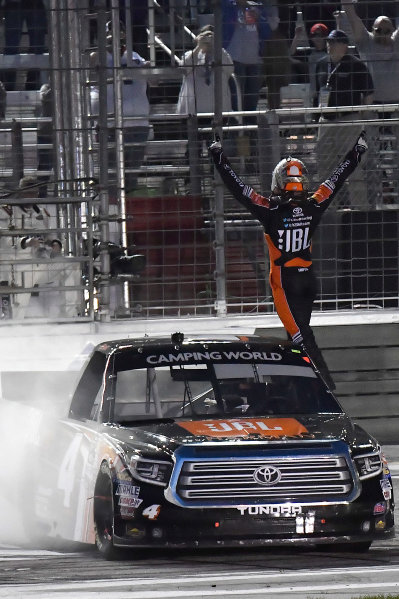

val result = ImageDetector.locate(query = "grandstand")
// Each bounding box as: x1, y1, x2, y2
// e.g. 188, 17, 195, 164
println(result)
0, 1, 397, 420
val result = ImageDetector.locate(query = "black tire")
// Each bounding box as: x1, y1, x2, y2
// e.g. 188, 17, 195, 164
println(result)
93, 461, 123, 560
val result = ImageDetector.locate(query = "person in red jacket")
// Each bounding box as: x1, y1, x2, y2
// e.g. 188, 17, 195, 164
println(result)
209, 132, 368, 390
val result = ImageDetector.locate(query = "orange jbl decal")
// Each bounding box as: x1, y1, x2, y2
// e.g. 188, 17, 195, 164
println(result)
178, 418, 308, 438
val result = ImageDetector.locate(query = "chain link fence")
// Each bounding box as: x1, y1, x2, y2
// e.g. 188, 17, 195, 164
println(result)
0, 0, 397, 321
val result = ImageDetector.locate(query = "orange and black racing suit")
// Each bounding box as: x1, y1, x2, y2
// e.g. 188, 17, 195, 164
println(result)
210, 139, 365, 389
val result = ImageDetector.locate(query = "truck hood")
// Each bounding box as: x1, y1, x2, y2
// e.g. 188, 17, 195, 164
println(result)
114, 413, 365, 454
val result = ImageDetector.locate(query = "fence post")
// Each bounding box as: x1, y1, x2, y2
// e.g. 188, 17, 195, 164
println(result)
187, 114, 201, 196
11, 119, 23, 186
212, 0, 227, 317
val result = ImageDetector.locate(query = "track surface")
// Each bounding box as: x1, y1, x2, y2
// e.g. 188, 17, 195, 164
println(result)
0, 447, 398, 599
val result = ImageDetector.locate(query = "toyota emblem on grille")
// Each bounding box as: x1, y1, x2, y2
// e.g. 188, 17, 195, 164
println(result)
253, 466, 282, 486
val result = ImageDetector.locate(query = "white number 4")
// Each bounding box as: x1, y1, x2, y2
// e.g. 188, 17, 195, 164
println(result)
142, 504, 161, 520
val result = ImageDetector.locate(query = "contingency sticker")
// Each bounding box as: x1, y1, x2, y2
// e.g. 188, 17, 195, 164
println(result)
116, 482, 143, 509
380, 478, 392, 500
178, 418, 308, 438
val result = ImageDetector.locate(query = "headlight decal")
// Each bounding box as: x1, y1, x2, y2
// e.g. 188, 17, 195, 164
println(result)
130, 456, 172, 487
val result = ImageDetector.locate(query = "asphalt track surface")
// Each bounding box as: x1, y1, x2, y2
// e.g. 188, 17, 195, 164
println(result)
0, 446, 398, 599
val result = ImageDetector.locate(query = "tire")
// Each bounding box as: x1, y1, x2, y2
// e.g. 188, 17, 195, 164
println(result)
93, 461, 123, 560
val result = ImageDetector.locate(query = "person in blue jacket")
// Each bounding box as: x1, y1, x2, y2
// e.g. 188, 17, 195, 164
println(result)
222, 0, 279, 119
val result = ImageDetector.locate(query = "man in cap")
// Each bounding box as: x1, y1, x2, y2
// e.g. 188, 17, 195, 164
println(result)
290, 22, 329, 106
209, 131, 368, 390
315, 29, 374, 207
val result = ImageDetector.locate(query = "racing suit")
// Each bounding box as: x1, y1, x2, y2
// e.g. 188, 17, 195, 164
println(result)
209, 135, 367, 390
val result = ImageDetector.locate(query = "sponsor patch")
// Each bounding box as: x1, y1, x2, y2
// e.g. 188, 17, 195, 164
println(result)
178, 418, 308, 439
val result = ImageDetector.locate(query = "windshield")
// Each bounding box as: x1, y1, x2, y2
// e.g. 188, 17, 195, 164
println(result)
112, 362, 342, 423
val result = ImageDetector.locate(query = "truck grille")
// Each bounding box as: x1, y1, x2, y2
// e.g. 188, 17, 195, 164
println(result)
176, 456, 354, 503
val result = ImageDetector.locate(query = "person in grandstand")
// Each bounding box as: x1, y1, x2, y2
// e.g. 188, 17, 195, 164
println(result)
315, 29, 374, 208
176, 26, 234, 117
209, 131, 368, 390
341, 1, 399, 107
290, 22, 329, 107
89, 25, 150, 194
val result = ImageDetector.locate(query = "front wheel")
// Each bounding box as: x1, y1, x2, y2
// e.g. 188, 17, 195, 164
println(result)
93, 461, 123, 560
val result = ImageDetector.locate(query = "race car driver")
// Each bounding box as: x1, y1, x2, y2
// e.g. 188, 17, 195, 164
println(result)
209, 132, 368, 390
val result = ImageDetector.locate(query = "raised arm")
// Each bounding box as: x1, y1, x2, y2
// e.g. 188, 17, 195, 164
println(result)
209, 138, 271, 218
290, 25, 305, 56
341, 0, 368, 43
312, 132, 368, 207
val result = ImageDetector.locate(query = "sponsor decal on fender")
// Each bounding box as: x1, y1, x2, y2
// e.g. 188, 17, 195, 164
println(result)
380, 478, 392, 500
119, 496, 143, 508
116, 482, 143, 509
116, 483, 141, 497
178, 418, 308, 439
373, 502, 386, 515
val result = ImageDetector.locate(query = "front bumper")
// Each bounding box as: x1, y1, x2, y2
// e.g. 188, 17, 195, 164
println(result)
113, 500, 395, 549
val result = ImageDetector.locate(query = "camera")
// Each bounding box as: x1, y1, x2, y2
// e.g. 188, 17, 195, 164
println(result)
90, 239, 146, 279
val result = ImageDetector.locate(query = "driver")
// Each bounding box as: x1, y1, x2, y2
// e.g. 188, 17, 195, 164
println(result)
209, 132, 368, 390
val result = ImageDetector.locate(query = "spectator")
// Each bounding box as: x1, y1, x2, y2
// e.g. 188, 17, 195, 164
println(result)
209, 132, 368, 390
9, 176, 69, 319
342, 2, 399, 106
176, 27, 234, 116
342, 4, 399, 205
222, 0, 279, 120
315, 29, 374, 207
277, 1, 339, 43
290, 23, 329, 106
176, 26, 235, 188
89, 27, 150, 194
0, 0, 48, 91
347, 1, 398, 31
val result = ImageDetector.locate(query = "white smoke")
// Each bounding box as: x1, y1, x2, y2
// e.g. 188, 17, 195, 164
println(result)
0, 367, 82, 548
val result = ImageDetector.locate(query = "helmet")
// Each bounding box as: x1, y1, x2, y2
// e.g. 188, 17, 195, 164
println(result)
271, 157, 309, 194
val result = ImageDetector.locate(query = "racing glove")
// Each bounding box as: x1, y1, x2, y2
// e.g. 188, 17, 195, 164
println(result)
208, 134, 223, 164
354, 131, 368, 159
